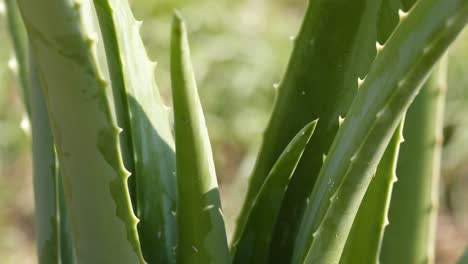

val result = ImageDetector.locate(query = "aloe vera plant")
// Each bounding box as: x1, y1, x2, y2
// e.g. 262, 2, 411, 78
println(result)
381, 57, 448, 264
3, 0, 467, 263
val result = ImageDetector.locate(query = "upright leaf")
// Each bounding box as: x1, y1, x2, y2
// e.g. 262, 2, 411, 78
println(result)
6, 0, 76, 261
232, 120, 317, 264
93, 0, 177, 262
380, 57, 448, 264
340, 121, 404, 264
340, 1, 409, 263
235, 0, 383, 261
29, 52, 61, 264
293, 0, 468, 263
171, 12, 230, 264
18, 0, 146, 262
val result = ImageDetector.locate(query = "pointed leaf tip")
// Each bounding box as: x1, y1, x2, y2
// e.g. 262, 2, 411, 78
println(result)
232, 120, 318, 263
170, 11, 230, 263
172, 10, 185, 35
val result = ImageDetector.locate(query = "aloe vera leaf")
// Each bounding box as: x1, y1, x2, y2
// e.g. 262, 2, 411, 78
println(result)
57, 171, 77, 264
235, 0, 383, 260
93, 1, 177, 262
17, 0, 146, 263
4, 0, 30, 115
8, 0, 76, 260
232, 120, 317, 264
171, 12, 230, 264
339, 2, 408, 263
293, 0, 468, 263
29, 52, 61, 264
377, 0, 402, 44
380, 56, 448, 264
401, 0, 418, 11
339, 121, 404, 264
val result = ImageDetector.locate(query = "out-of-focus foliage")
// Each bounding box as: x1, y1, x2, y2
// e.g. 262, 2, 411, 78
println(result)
0, 0, 467, 263
443, 29, 468, 231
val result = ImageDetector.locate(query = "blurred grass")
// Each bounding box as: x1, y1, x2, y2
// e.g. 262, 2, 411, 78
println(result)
0, 0, 466, 263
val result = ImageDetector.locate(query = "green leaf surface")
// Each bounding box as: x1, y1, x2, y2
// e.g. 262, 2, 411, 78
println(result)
8, 0, 77, 259
377, 0, 402, 44
235, 0, 384, 261
93, 0, 177, 262
381, 57, 448, 264
171, 12, 230, 264
232, 120, 317, 264
29, 52, 61, 264
340, 121, 404, 264
293, 0, 468, 263
18, 0, 146, 263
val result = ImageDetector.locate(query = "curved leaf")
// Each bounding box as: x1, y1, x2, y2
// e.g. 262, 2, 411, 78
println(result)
340, 121, 404, 264
294, 0, 468, 263
381, 56, 448, 264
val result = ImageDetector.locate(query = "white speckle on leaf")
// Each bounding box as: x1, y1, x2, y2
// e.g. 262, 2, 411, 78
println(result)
192, 246, 198, 253
203, 205, 215, 211
446, 16, 455, 27
218, 208, 225, 218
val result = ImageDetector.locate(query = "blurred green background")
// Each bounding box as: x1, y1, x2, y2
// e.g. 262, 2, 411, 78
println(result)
0, 0, 466, 263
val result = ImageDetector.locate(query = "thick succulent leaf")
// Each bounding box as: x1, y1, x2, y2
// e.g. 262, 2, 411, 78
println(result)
402, 0, 418, 11
377, 0, 402, 43
340, 121, 404, 264
17, 0, 146, 263
29, 53, 63, 263
171, 12, 230, 264
93, 0, 177, 262
293, 0, 468, 263
232, 120, 317, 264
57, 173, 76, 264
4, 0, 30, 115
8, 0, 76, 261
235, 0, 383, 261
380, 57, 448, 264
339, 1, 409, 263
